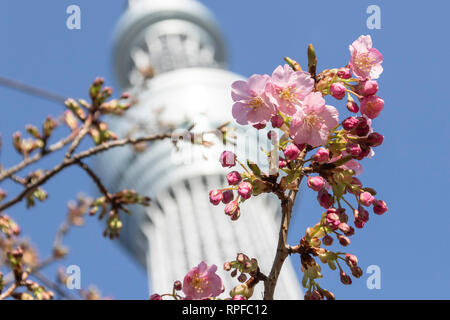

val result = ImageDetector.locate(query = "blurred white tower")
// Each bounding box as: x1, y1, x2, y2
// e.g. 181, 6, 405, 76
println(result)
97, 0, 302, 299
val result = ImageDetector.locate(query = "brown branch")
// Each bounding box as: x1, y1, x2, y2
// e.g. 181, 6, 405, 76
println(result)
0, 130, 78, 183
263, 150, 308, 300
65, 115, 92, 159
76, 161, 111, 201
0, 131, 173, 212
0, 282, 19, 300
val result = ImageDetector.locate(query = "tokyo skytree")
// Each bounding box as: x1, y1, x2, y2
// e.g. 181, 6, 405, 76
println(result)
96, 0, 303, 299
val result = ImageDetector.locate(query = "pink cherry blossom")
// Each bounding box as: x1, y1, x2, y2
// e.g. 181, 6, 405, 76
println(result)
349, 35, 383, 80
283, 144, 300, 161
231, 75, 276, 125
313, 147, 330, 163
290, 92, 339, 147
183, 262, 224, 300
330, 82, 346, 100
268, 64, 314, 115
307, 176, 326, 191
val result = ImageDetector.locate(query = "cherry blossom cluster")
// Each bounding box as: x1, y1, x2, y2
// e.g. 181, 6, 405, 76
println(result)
150, 35, 388, 300
207, 35, 386, 299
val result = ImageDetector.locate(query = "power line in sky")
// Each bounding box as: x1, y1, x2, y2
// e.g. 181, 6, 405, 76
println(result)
0, 75, 67, 105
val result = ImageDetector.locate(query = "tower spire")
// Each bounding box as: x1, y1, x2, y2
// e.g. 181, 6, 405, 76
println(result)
113, 0, 227, 88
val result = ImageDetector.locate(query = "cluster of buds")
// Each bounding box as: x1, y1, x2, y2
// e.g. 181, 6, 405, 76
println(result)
0, 214, 20, 238
209, 149, 281, 221
64, 77, 131, 145
224, 254, 266, 300
89, 189, 150, 239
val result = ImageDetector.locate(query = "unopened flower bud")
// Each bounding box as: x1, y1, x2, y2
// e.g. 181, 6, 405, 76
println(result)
313, 147, 329, 163
357, 80, 378, 96
219, 151, 236, 168
373, 199, 388, 215
238, 182, 253, 200
322, 235, 333, 246
223, 262, 232, 271
173, 280, 182, 291
232, 295, 246, 300
351, 266, 363, 278
337, 67, 351, 79
271, 115, 284, 128
237, 273, 247, 283
359, 191, 375, 207
342, 117, 359, 131
317, 189, 333, 209
330, 82, 346, 100
345, 254, 358, 267
340, 271, 352, 285
307, 176, 325, 192
347, 100, 359, 113
209, 189, 223, 206
230, 284, 253, 299
222, 190, 234, 204
367, 132, 384, 147
226, 171, 242, 185
225, 201, 239, 216
337, 234, 350, 246
283, 144, 300, 161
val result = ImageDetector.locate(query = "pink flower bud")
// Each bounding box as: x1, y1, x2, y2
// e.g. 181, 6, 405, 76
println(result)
271, 114, 284, 128
283, 144, 300, 161
149, 294, 162, 300
330, 82, 346, 100
337, 67, 351, 79
318, 189, 334, 209
222, 190, 234, 204
344, 225, 355, 236
173, 280, 182, 291
253, 122, 266, 130
313, 147, 330, 163
354, 219, 365, 229
322, 235, 333, 246
238, 182, 253, 200
338, 235, 350, 247
356, 206, 370, 222
326, 212, 341, 229
307, 176, 325, 192
360, 95, 384, 119
342, 117, 359, 131
225, 201, 239, 216
232, 295, 246, 300
338, 222, 351, 234
351, 266, 363, 278
209, 189, 223, 205
346, 143, 362, 157
219, 151, 236, 168
359, 191, 375, 207
237, 273, 247, 283
223, 262, 232, 271
367, 132, 384, 147
278, 158, 287, 168
226, 171, 242, 185
357, 80, 378, 96
345, 254, 358, 267
346, 100, 359, 113
373, 199, 388, 215
340, 272, 352, 285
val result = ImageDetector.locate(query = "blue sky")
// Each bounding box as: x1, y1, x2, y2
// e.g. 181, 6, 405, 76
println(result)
0, 0, 448, 299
